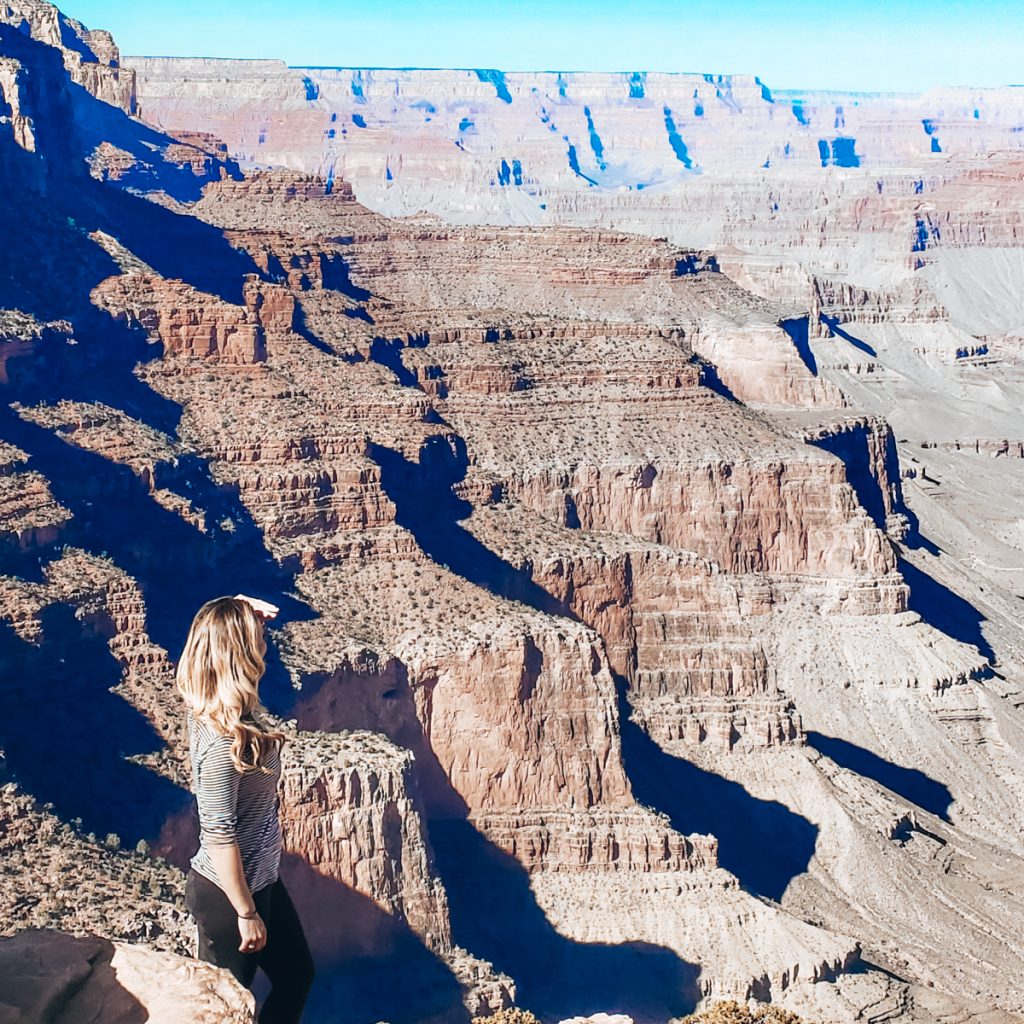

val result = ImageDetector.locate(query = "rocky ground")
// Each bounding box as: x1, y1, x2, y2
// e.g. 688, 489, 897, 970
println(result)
0, 927, 256, 1023
1, 3, 1023, 1023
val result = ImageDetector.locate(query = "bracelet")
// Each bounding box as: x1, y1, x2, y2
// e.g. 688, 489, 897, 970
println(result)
237, 908, 258, 920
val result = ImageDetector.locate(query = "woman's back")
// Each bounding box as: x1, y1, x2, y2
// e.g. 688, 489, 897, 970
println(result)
178, 595, 312, 1021
187, 706, 283, 894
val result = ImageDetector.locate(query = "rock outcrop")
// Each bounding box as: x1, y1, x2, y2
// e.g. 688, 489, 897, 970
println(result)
0, 929, 255, 1023
2, 0, 136, 114
0, 437, 71, 546
804, 416, 910, 539
92, 274, 271, 364
277, 729, 515, 1016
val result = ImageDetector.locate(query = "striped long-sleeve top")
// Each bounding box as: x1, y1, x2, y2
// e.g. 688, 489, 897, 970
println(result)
187, 706, 283, 894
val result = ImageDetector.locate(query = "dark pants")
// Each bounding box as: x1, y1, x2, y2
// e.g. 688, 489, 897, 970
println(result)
185, 867, 315, 1024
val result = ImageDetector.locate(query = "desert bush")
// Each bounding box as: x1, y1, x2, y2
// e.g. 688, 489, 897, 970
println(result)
671, 1000, 810, 1024
471, 1010, 541, 1024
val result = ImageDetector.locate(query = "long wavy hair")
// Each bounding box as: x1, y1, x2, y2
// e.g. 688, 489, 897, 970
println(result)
176, 596, 285, 773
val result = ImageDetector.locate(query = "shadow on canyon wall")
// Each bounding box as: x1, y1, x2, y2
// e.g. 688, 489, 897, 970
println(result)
898, 556, 995, 663
818, 315, 878, 358
615, 677, 818, 903
369, 434, 571, 618
0, 378, 315, 716
781, 315, 819, 375
0, 607, 189, 843
277, 854, 472, 1024
365, 336, 421, 388
432, 817, 701, 1023
805, 731, 952, 821
808, 421, 903, 533
697, 358, 740, 403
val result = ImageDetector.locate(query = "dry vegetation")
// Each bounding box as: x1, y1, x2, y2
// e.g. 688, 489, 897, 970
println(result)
472, 1010, 541, 1024
672, 1001, 810, 1024
0, 780, 192, 953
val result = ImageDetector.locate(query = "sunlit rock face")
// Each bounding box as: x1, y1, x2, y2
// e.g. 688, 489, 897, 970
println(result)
126, 60, 1024, 193
2, 4, 1024, 1024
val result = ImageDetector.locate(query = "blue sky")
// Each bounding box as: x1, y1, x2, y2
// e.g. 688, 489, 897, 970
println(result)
71, 0, 1024, 93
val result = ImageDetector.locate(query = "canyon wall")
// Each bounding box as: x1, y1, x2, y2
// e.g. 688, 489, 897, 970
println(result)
2, 4, 1024, 1024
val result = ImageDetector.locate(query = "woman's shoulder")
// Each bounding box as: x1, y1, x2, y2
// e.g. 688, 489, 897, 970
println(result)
187, 709, 231, 752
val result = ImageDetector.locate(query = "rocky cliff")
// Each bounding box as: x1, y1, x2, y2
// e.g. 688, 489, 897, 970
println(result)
2, 4, 1024, 1024
2, 0, 135, 114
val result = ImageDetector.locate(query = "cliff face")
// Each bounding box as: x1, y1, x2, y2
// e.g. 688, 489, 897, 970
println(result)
277, 729, 516, 1016
3, 5, 1024, 1024
124, 60, 1024, 188
804, 416, 910, 539
279, 729, 453, 951
1, 0, 135, 113
91, 274, 277, 364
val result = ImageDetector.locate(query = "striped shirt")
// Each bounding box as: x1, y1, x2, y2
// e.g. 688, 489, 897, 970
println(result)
187, 707, 283, 894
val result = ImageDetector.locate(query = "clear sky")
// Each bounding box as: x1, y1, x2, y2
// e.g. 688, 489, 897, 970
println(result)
69, 0, 1024, 93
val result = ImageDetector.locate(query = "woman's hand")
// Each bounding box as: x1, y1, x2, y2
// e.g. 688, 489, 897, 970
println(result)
234, 594, 279, 621
238, 912, 267, 953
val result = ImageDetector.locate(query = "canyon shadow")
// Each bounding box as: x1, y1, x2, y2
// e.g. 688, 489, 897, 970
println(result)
806, 731, 952, 821
616, 677, 818, 902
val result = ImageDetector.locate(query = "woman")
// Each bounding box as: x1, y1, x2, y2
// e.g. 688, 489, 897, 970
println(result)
177, 594, 314, 1023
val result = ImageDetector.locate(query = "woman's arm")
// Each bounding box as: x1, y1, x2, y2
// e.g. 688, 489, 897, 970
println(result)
208, 843, 267, 952
207, 842, 256, 916
197, 735, 266, 951
234, 594, 279, 620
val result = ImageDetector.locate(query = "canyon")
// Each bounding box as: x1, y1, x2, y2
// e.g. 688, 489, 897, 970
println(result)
1, 3, 1023, 1023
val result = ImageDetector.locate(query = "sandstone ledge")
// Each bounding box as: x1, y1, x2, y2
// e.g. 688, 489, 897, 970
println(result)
0, 928, 255, 1023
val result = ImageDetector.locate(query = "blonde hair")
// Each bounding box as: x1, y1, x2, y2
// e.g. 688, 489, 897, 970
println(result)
176, 596, 285, 773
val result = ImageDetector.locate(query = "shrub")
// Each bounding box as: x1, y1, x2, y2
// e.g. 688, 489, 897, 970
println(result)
671, 1000, 811, 1024
472, 1010, 541, 1024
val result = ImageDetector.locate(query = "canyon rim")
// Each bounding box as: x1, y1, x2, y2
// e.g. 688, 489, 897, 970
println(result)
1, 2, 1023, 1022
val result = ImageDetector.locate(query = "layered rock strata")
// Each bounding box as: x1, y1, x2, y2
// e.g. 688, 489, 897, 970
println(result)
3, 4, 1024, 1022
